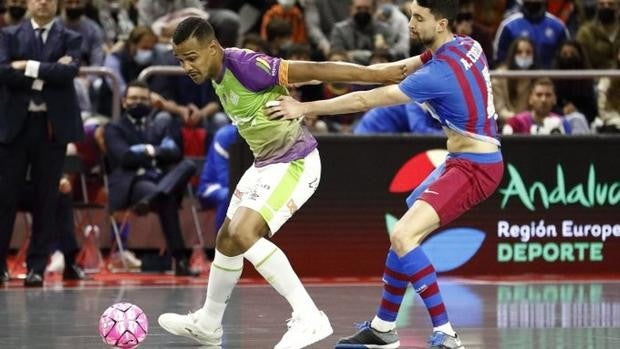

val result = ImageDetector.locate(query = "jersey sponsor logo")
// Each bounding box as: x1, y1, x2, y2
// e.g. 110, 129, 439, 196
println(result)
256, 57, 272, 75
308, 177, 319, 189
414, 284, 428, 294
287, 199, 298, 215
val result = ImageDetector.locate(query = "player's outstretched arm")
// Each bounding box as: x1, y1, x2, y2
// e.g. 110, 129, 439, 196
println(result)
370, 52, 429, 76
266, 84, 411, 120
287, 60, 407, 85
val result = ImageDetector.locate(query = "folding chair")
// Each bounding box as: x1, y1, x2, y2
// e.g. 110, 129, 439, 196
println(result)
185, 156, 211, 274
61, 154, 106, 273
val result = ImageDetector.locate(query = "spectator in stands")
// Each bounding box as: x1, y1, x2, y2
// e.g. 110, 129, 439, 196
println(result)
302, 0, 351, 57
265, 18, 294, 58
329, 0, 397, 65
138, 0, 240, 48
0, 0, 84, 287
0, 0, 26, 28
374, 0, 410, 60
471, 0, 509, 34
494, 0, 570, 68
453, 0, 494, 60
552, 40, 598, 123
60, 0, 106, 120
104, 80, 199, 276
101, 26, 191, 121
261, 0, 308, 44
354, 103, 443, 134
241, 32, 269, 54
503, 78, 590, 134
196, 124, 237, 232
576, 0, 620, 69
95, 0, 137, 45
492, 37, 538, 123
596, 46, 620, 132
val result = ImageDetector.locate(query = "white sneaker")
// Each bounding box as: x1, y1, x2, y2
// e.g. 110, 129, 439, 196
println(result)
158, 309, 223, 346
120, 250, 142, 268
274, 311, 333, 349
46, 250, 65, 273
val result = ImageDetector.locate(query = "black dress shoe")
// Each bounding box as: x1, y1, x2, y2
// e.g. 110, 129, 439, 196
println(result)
0, 269, 9, 284
63, 264, 88, 280
24, 271, 44, 287
175, 258, 200, 277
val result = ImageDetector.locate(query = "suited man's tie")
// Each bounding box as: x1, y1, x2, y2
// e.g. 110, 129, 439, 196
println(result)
32, 28, 45, 105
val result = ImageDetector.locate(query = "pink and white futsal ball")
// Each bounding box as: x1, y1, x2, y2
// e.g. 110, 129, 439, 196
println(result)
99, 302, 148, 348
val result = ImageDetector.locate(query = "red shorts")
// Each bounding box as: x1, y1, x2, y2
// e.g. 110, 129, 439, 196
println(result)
405, 151, 504, 225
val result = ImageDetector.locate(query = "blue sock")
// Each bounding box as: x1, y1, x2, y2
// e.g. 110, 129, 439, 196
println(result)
401, 247, 449, 327
376, 249, 409, 322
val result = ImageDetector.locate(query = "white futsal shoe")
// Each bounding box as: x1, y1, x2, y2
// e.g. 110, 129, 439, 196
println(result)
274, 310, 333, 349
45, 250, 65, 273
158, 309, 223, 346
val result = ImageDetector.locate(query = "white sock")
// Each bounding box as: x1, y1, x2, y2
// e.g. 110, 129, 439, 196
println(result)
371, 316, 396, 332
244, 238, 320, 319
198, 249, 243, 331
434, 322, 456, 337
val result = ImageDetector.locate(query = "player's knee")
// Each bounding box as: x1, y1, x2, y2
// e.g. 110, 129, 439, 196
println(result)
390, 223, 423, 254
226, 220, 261, 251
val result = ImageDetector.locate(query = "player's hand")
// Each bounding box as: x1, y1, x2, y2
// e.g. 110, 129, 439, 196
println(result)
265, 96, 306, 121
59, 177, 72, 193
369, 63, 407, 84
11, 60, 27, 70
57, 56, 73, 65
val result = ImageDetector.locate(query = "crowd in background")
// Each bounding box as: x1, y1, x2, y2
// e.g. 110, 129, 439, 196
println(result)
2, 0, 620, 137
1, 0, 619, 281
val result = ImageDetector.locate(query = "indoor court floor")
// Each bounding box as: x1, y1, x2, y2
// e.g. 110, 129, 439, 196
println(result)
0, 277, 619, 348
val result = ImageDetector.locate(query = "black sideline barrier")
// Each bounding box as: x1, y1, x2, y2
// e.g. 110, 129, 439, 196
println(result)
230, 135, 620, 277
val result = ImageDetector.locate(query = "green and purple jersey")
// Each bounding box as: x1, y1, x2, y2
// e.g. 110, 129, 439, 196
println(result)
212, 48, 317, 167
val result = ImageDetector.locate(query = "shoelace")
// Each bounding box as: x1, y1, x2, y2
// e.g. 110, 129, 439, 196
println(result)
354, 321, 371, 330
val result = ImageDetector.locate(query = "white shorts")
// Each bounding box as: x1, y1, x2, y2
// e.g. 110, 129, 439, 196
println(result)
226, 148, 321, 236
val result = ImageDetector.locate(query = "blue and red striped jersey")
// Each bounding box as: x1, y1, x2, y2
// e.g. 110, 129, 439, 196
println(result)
399, 35, 500, 145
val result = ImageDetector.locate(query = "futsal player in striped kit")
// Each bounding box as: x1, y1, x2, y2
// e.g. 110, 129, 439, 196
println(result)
268, 1, 504, 348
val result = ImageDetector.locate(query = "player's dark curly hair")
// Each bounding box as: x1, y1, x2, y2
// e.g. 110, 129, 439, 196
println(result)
172, 17, 215, 45
417, 0, 459, 24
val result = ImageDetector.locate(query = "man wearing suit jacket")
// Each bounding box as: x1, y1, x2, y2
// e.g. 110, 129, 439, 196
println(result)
0, 0, 83, 287
104, 80, 198, 277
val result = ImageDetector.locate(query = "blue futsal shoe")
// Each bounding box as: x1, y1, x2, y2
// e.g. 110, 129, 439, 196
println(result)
334, 321, 400, 348
428, 331, 465, 349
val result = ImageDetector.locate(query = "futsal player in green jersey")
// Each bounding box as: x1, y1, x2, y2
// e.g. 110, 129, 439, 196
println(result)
158, 16, 425, 349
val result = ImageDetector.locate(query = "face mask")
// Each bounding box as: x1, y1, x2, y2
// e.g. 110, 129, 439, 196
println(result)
65, 7, 85, 20
278, 0, 296, 9
353, 11, 372, 28
522, 2, 546, 22
598, 8, 617, 25
557, 55, 581, 69
8, 6, 27, 21
515, 55, 534, 69
155, 42, 173, 52
126, 103, 151, 119
133, 49, 153, 65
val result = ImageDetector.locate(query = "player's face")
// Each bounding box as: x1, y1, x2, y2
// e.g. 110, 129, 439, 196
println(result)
529, 85, 556, 115
408, 1, 448, 47
173, 37, 218, 84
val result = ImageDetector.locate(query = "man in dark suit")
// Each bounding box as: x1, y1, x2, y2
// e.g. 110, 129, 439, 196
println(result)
104, 80, 198, 277
0, 0, 83, 287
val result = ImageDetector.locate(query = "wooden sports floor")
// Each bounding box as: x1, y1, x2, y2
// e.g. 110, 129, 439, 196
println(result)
0, 275, 618, 348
